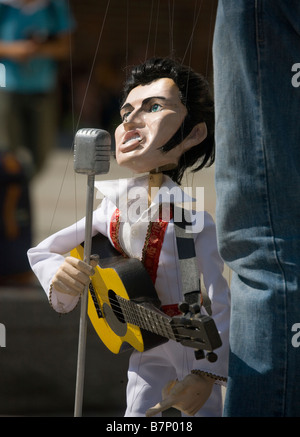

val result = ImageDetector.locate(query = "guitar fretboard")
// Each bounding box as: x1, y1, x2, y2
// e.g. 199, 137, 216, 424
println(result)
117, 296, 177, 341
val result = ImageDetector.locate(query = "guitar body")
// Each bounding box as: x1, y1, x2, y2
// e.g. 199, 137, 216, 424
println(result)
71, 233, 168, 354
71, 233, 223, 360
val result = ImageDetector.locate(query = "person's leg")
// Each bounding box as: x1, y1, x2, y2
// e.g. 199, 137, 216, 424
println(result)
21, 92, 57, 176
0, 90, 15, 152
213, 0, 300, 416
0, 91, 55, 178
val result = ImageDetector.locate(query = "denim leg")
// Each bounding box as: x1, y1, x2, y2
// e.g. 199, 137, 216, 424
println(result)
213, 0, 300, 416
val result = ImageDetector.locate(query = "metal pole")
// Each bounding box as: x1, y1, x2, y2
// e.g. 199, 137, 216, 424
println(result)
72, 128, 111, 417
74, 174, 95, 417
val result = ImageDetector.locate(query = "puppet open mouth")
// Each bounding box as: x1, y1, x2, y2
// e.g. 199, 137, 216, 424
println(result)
120, 132, 143, 152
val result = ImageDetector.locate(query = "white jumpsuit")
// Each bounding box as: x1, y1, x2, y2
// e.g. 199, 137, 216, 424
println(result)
28, 174, 230, 417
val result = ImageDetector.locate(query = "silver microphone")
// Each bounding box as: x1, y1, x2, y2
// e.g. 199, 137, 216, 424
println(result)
73, 127, 111, 417
74, 128, 111, 175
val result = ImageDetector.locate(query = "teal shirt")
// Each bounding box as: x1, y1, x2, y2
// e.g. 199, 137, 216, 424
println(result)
0, 0, 74, 93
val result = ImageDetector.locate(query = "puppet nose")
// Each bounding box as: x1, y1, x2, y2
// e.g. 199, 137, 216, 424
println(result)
123, 110, 144, 128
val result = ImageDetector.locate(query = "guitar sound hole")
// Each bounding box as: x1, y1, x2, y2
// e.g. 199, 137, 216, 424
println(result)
108, 289, 125, 324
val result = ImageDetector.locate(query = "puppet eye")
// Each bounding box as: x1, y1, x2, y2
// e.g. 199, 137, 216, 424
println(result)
149, 103, 162, 113
122, 111, 131, 122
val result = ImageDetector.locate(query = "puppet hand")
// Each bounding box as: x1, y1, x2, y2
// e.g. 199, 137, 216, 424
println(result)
145, 373, 214, 417
51, 256, 95, 296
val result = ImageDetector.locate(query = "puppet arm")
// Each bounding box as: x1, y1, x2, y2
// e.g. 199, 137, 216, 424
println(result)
27, 198, 111, 313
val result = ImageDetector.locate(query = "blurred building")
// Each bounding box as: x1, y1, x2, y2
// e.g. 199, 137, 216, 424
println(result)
59, 0, 217, 142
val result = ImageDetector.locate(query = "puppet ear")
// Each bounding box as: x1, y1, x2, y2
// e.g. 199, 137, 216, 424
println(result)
182, 122, 207, 153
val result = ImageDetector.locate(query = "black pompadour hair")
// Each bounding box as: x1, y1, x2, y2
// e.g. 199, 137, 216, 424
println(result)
121, 57, 215, 184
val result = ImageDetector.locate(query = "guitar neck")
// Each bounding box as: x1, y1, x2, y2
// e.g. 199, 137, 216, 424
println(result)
117, 295, 177, 341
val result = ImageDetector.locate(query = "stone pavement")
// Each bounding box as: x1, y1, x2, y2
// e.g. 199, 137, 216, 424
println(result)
0, 148, 228, 417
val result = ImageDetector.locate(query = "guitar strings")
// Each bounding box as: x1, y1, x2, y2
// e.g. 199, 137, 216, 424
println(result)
99, 294, 205, 344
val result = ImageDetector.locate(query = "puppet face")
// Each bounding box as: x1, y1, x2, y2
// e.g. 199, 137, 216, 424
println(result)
115, 78, 188, 173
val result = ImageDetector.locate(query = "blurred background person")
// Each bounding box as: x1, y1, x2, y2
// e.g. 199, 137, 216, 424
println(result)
0, 0, 74, 283
0, 0, 74, 176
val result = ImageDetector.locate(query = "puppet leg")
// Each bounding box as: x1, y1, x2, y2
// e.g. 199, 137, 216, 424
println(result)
124, 341, 223, 417
125, 344, 177, 417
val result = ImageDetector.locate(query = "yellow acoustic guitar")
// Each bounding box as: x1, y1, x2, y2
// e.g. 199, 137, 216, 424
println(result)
71, 233, 222, 360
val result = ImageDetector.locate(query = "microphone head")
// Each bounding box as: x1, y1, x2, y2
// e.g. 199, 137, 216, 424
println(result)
74, 128, 111, 175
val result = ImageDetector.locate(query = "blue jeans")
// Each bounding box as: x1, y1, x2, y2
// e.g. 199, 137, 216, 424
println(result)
213, 0, 300, 416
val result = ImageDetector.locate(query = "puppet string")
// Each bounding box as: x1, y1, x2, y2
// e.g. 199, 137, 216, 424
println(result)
48, 0, 112, 236
49, 0, 215, 233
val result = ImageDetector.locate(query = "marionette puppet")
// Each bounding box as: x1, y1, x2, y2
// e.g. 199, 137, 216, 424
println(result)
28, 57, 230, 417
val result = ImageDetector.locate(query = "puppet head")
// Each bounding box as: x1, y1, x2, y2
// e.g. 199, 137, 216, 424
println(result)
115, 57, 215, 184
